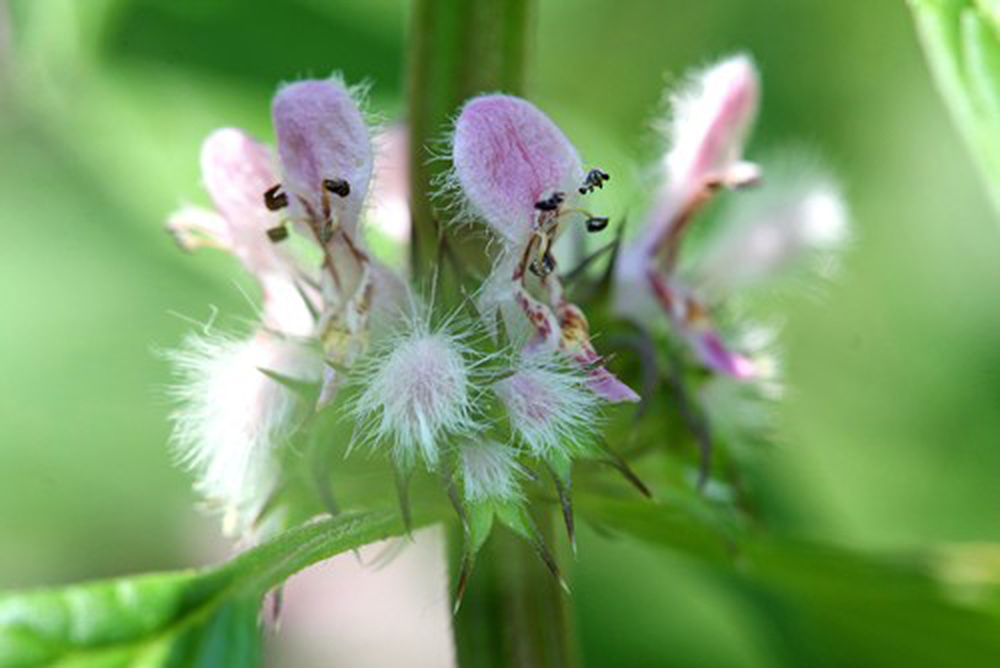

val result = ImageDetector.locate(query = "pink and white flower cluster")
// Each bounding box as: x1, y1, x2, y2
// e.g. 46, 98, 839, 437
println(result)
165, 53, 848, 544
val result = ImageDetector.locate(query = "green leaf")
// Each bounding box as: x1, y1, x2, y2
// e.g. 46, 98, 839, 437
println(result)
467, 503, 497, 555
0, 511, 410, 667
910, 0, 1000, 216
580, 492, 1000, 666
576, 491, 743, 563
734, 540, 1000, 667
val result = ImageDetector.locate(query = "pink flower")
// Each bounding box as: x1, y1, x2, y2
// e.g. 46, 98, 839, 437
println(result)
166, 76, 406, 535
452, 95, 638, 403
662, 54, 760, 205
615, 54, 846, 381
272, 79, 373, 239
493, 351, 600, 459
452, 95, 584, 247
167, 128, 315, 337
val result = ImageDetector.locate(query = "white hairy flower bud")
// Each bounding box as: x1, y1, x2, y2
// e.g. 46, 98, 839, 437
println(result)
351, 318, 479, 470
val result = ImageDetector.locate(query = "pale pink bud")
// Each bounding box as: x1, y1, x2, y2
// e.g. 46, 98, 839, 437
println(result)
167, 329, 322, 537
272, 77, 373, 236
452, 95, 584, 246
352, 323, 476, 470
460, 441, 523, 503
664, 53, 760, 197
494, 353, 599, 459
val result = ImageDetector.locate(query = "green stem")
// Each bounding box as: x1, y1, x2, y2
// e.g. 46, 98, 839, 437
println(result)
406, 0, 535, 286
406, 2, 578, 665
449, 510, 580, 668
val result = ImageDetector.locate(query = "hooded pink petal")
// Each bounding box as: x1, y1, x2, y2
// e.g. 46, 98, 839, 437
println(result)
453, 95, 583, 246
188, 128, 316, 337
201, 127, 279, 233
665, 54, 760, 196
690, 328, 756, 379
197, 129, 288, 275
272, 78, 373, 236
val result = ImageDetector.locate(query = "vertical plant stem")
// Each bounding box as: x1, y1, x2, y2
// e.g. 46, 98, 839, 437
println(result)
449, 510, 580, 668
406, 0, 534, 284
406, 2, 579, 665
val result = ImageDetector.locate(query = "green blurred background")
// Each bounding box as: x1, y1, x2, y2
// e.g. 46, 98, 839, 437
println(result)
1, 0, 997, 666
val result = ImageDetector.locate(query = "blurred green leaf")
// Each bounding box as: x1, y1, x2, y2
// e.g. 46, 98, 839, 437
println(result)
0, 511, 408, 667
583, 495, 1000, 667
910, 0, 1000, 216
576, 491, 744, 563
737, 540, 1000, 667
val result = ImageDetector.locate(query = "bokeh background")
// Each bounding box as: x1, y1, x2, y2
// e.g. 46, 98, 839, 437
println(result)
1, 0, 998, 666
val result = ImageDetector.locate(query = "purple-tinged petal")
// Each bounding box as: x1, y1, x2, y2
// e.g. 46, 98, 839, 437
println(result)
640, 271, 757, 380
630, 55, 761, 262
556, 301, 639, 403
453, 95, 583, 246
664, 54, 760, 196
201, 128, 278, 234
272, 78, 373, 236
691, 328, 756, 379
585, 366, 641, 403
198, 129, 293, 278
195, 128, 317, 337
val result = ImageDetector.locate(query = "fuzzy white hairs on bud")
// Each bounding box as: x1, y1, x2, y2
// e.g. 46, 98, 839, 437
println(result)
167, 330, 322, 536
493, 352, 601, 460
459, 440, 524, 503
350, 313, 481, 471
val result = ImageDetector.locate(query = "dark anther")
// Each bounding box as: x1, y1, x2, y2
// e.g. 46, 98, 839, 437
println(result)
266, 225, 289, 242
323, 178, 351, 198
264, 184, 289, 211
579, 168, 611, 195
586, 216, 609, 233
529, 251, 557, 277
534, 191, 565, 212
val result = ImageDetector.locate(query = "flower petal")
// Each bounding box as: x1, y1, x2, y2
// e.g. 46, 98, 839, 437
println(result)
201, 127, 278, 235
272, 77, 373, 237
453, 95, 583, 246
690, 327, 756, 379
195, 128, 318, 337
664, 53, 760, 196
